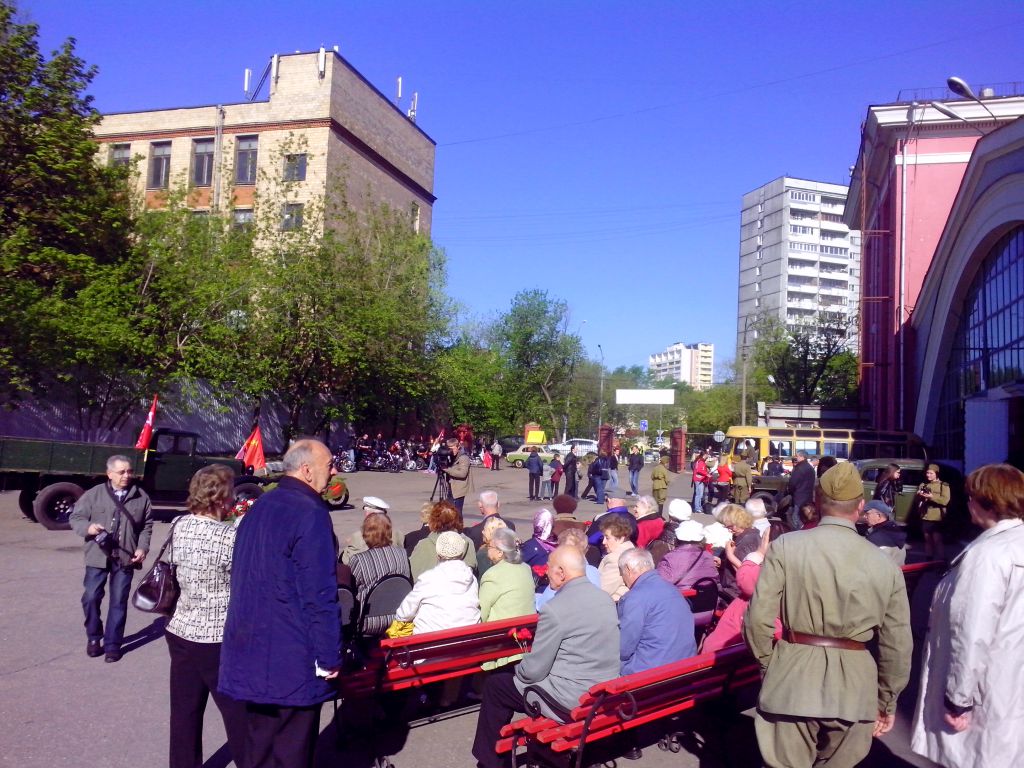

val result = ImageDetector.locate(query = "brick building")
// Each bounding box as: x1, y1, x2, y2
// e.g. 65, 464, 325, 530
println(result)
94, 49, 435, 234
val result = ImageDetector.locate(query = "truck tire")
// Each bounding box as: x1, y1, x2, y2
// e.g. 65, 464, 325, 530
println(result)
18, 489, 37, 521
34, 482, 83, 530
234, 482, 264, 502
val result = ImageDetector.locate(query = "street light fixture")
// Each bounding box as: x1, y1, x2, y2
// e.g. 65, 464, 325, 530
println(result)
947, 76, 998, 120
563, 319, 586, 443
928, 101, 986, 134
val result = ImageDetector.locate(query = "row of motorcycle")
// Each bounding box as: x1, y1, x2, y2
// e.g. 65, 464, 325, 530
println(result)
333, 441, 489, 474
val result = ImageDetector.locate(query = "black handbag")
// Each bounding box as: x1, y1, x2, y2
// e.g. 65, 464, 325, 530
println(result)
132, 517, 182, 615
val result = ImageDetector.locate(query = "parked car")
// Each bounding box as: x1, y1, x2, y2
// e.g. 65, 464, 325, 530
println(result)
497, 435, 525, 456
504, 444, 556, 468
547, 438, 598, 457
854, 458, 965, 529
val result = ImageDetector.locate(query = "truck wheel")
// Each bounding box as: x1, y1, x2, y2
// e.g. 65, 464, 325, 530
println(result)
234, 482, 264, 502
18, 489, 37, 521
34, 482, 83, 530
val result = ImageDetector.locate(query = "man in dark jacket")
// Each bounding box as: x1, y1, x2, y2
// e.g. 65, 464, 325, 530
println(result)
863, 500, 907, 566
562, 446, 579, 498
219, 439, 341, 768
780, 450, 816, 531
525, 447, 544, 500
69, 454, 153, 663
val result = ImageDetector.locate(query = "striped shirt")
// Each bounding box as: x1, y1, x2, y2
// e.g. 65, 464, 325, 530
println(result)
350, 545, 412, 635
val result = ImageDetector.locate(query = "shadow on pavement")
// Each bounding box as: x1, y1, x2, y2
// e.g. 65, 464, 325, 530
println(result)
121, 616, 167, 655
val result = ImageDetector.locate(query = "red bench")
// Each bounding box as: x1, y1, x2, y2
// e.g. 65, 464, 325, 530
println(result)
337, 614, 538, 699
497, 643, 759, 768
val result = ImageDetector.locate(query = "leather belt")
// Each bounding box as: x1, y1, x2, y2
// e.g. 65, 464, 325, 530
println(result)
784, 629, 867, 651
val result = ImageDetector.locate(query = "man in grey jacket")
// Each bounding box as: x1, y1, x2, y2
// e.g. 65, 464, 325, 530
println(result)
472, 545, 620, 768
69, 454, 153, 662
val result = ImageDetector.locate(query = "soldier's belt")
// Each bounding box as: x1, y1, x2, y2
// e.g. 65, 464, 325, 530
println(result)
783, 629, 867, 651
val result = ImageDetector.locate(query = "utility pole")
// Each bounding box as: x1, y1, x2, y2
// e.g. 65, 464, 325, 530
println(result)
597, 344, 605, 440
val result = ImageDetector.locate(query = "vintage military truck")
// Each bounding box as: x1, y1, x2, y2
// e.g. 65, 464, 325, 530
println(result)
0, 428, 265, 531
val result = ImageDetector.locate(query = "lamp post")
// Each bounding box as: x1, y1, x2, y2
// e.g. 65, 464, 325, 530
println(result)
928, 101, 986, 135
597, 344, 605, 441
947, 76, 998, 120
563, 319, 585, 443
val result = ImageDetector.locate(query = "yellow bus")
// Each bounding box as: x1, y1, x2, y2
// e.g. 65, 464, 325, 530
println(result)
721, 425, 927, 474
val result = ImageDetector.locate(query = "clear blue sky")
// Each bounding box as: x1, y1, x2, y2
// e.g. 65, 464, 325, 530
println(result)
22, 0, 1024, 377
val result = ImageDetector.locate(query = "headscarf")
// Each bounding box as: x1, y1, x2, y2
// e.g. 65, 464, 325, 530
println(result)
533, 508, 557, 552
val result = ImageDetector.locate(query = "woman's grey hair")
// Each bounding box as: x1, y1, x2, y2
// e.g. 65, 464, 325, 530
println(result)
637, 494, 656, 511
480, 516, 507, 544
490, 527, 523, 564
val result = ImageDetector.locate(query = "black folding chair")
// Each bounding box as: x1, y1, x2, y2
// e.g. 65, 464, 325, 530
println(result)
338, 585, 358, 641
358, 573, 413, 641
686, 576, 720, 645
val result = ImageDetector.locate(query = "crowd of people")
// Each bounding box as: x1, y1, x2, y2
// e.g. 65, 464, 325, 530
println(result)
67, 436, 1024, 768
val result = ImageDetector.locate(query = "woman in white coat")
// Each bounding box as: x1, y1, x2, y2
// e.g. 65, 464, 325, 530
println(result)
396, 530, 480, 635
911, 463, 1024, 768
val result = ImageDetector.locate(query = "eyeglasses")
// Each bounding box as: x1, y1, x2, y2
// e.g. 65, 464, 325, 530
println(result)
111, 469, 134, 476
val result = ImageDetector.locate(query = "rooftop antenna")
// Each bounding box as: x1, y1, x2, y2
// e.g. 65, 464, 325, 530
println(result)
396, 76, 403, 108
243, 68, 252, 98
407, 91, 418, 122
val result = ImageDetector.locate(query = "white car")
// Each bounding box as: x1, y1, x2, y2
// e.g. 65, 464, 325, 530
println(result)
548, 438, 599, 457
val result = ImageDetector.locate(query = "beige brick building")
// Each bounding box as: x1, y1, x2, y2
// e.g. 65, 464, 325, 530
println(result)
95, 49, 435, 234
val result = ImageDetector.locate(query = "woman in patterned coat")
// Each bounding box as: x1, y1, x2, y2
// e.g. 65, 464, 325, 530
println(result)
164, 464, 247, 768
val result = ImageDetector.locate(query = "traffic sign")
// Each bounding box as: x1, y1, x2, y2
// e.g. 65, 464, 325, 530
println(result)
655, 436, 664, 445
639, 419, 648, 432
713, 430, 726, 443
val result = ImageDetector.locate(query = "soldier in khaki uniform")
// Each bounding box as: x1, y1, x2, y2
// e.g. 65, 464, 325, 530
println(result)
731, 454, 753, 505
915, 463, 950, 561
650, 455, 669, 513
743, 462, 913, 768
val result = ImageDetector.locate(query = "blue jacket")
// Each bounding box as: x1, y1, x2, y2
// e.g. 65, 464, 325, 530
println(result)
526, 452, 543, 475
617, 570, 696, 676
219, 476, 342, 706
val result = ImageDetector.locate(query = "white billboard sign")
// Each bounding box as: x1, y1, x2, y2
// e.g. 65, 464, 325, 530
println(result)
615, 389, 675, 405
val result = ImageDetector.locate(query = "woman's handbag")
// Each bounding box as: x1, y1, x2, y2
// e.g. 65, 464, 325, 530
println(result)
132, 517, 182, 615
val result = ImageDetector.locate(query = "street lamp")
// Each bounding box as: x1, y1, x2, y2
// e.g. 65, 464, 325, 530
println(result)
947, 76, 998, 120
563, 319, 585, 443
928, 101, 986, 135
596, 344, 605, 441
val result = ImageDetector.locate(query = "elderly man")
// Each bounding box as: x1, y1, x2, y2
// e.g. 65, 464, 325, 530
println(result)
618, 548, 695, 675
340, 496, 404, 564
863, 501, 907, 566
440, 437, 473, 518
744, 462, 913, 768
472, 545, 619, 768
70, 454, 153, 662
466, 491, 517, 550
220, 439, 341, 768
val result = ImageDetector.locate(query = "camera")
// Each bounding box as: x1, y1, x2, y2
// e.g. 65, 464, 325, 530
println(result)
435, 445, 454, 470
94, 530, 119, 558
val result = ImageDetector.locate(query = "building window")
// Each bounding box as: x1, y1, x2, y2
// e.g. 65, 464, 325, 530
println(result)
283, 153, 307, 182
790, 225, 815, 235
410, 202, 421, 233
235, 136, 258, 185
192, 139, 214, 187
110, 143, 131, 167
281, 203, 304, 231
232, 209, 254, 230
790, 190, 817, 203
148, 142, 171, 189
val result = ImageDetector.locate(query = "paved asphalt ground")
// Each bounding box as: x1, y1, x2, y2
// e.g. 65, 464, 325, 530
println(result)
0, 463, 941, 768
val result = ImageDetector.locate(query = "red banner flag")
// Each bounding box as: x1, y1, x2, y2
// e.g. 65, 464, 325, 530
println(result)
135, 395, 158, 450
235, 425, 266, 471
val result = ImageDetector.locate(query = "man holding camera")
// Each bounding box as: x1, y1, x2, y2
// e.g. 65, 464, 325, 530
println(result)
440, 437, 473, 519
70, 454, 153, 663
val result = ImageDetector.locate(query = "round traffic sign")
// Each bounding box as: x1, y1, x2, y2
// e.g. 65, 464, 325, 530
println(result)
712, 430, 725, 443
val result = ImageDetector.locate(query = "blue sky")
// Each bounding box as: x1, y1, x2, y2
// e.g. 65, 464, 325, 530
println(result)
23, 0, 1024, 377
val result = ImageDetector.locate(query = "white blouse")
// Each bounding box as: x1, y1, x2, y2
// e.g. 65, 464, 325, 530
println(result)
165, 515, 236, 643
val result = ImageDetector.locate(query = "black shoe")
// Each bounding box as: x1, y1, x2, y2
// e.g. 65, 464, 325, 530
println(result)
623, 747, 643, 760
86, 639, 102, 658
104, 650, 122, 663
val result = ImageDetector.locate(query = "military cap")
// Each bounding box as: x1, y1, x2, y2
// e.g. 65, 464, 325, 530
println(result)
818, 462, 864, 502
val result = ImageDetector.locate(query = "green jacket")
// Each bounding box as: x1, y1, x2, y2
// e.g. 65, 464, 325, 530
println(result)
916, 479, 950, 522
743, 517, 912, 721
479, 559, 536, 670
731, 460, 752, 503
650, 463, 669, 492
410, 531, 477, 581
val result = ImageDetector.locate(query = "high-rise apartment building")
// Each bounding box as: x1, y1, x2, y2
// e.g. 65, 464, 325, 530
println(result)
737, 177, 861, 358
94, 49, 435, 234
648, 342, 714, 390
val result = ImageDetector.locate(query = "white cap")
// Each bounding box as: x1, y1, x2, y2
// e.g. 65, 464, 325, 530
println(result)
674, 520, 705, 542
362, 496, 390, 513
667, 498, 692, 521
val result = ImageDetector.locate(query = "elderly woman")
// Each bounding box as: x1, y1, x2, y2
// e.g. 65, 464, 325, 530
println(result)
521, 508, 558, 568
597, 513, 636, 601
911, 463, 1024, 768
475, 516, 508, 577
409, 501, 477, 580
349, 513, 412, 635
717, 503, 761, 602
396, 530, 481, 635
479, 527, 536, 670
656, 519, 719, 591
633, 494, 665, 548
164, 464, 247, 768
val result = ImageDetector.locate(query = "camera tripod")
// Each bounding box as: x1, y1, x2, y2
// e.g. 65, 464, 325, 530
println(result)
431, 469, 452, 502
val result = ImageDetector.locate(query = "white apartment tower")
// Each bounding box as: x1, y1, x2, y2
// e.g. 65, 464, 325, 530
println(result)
648, 342, 714, 390
737, 177, 861, 356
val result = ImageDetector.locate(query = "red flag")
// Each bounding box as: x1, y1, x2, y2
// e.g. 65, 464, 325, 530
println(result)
235, 425, 266, 471
135, 395, 158, 450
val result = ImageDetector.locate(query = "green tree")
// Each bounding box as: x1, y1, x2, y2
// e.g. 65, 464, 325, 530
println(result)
749, 315, 854, 406
0, 1, 135, 405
